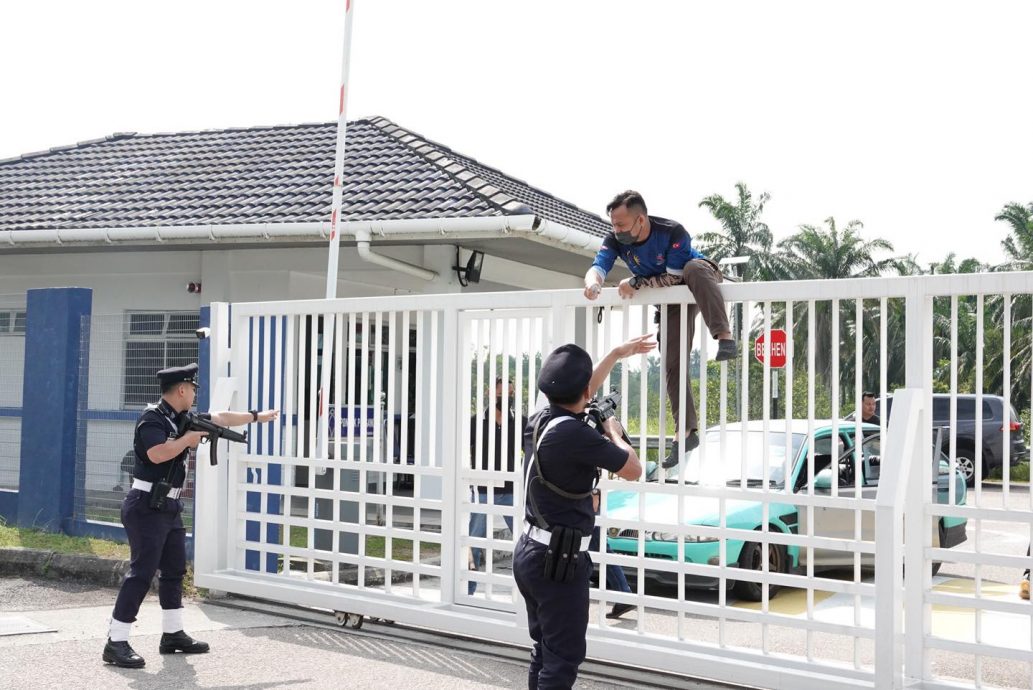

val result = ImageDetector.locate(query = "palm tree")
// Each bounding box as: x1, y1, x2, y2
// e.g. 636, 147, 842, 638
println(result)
696, 182, 774, 280
996, 202, 1033, 271
991, 202, 1033, 411
774, 217, 906, 398
776, 217, 902, 280
929, 253, 987, 395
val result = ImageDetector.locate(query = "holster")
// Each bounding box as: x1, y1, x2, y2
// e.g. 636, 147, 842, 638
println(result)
148, 480, 173, 510
542, 525, 583, 583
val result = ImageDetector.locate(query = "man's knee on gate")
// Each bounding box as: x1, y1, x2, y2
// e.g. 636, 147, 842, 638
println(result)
681, 258, 713, 283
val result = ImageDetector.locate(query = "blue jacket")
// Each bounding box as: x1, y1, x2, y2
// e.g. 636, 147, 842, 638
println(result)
590, 215, 704, 280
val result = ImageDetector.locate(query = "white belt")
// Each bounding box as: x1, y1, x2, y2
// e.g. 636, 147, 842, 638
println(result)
523, 521, 592, 552
132, 478, 182, 499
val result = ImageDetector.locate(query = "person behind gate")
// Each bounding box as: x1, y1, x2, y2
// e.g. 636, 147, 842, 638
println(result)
468, 376, 526, 595
513, 338, 648, 689
103, 363, 279, 669
583, 190, 737, 469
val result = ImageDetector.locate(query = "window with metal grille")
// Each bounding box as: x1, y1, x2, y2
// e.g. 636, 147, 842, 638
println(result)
123, 311, 200, 408
0, 310, 26, 336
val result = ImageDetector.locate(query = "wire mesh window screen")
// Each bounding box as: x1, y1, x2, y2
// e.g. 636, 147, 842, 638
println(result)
123, 311, 199, 408
0, 295, 26, 491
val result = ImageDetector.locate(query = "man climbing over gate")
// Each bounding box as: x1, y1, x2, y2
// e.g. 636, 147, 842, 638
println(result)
584, 190, 737, 469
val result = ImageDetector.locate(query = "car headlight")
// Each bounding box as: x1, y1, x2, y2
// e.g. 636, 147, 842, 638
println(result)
645, 531, 718, 543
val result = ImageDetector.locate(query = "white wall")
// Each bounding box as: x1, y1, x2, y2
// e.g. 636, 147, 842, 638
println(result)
0, 242, 578, 494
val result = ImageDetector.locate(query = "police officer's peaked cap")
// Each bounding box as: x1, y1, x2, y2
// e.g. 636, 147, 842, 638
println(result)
157, 363, 199, 388
537, 344, 592, 399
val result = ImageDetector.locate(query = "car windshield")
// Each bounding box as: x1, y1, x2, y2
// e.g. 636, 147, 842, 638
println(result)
680, 431, 805, 486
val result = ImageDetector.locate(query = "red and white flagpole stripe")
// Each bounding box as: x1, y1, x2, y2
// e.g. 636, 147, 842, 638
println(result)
325, 0, 355, 299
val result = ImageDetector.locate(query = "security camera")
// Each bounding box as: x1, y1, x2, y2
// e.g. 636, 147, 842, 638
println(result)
195, 327, 211, 340
187, 281, 202, 294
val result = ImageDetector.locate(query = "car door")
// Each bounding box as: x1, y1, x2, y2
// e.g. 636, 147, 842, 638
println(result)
796, 431, 859, 569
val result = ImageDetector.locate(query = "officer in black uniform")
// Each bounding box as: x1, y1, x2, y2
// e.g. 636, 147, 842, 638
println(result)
513, 341, 646, 689
103, 363, 278, 669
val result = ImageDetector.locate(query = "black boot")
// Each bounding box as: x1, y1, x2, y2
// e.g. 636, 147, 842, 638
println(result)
661, 431, 700, 469
103, 639, 145, 668
606, 603, 635, 619
715, 338, 738, 362
159, 630, 210, 654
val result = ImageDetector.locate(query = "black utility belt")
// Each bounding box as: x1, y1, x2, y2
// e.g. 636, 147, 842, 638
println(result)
524, 521, 590, 584
132, 478, 182, 509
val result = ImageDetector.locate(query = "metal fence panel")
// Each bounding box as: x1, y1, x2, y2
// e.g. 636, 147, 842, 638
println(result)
0, 293, 26, 492
75, 312, 200, 531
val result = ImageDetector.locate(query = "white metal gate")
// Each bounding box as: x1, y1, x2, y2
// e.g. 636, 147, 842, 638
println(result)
195, 272, 1033, 690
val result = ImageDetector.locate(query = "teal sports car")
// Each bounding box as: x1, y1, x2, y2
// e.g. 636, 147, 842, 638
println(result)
605, 421, 968, 601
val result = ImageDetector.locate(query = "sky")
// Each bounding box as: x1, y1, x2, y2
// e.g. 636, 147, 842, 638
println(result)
2, 0, 1031, 268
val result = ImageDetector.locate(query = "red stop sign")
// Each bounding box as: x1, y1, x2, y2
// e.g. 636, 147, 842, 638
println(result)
754, 329, 788, 368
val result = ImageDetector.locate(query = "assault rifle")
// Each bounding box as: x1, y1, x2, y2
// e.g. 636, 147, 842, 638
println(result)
584, 388, 632, 446
178, 412, 248, 466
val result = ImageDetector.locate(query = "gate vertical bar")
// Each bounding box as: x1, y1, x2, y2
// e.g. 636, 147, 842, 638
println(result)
441, 307, 457, 605
903, 281, 934, 685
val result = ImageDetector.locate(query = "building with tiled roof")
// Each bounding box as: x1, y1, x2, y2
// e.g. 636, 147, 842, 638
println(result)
0, 116, 626, 496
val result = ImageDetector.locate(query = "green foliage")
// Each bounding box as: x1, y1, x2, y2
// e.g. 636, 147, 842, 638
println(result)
0, 524, 131, 559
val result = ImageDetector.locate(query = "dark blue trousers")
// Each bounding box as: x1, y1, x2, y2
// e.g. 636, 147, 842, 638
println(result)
112, 489, 186, 623
513, 534, 591, 690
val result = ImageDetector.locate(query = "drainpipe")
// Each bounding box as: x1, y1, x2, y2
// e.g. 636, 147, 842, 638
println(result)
353, 226, 437, 281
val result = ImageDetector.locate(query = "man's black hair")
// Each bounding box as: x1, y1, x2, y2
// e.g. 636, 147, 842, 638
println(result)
606, 190, 647, 216
862, 391, 876, 400
161, 381, 193, 395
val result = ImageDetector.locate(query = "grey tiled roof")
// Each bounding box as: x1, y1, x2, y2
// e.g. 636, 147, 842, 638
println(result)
0, 116, 609, 238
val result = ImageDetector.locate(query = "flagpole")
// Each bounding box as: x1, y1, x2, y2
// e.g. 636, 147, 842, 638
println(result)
325, 0, 355, 299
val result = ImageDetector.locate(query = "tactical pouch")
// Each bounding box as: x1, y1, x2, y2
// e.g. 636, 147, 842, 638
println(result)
148, 480, 173, 510
542, 525, 583, 583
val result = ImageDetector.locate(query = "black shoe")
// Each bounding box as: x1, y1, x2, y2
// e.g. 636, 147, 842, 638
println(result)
606, 603, 635, 619
159, 630, 210, 654
715, 339, 738, 362
661, 431, 699, 469
103, 639, 145, 668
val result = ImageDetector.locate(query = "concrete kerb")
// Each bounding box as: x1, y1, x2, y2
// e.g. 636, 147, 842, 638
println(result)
0, 547, 131, 588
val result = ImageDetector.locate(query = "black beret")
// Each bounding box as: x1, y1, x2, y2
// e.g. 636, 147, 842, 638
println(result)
157, 363, 199, 388
538, 344, 593, 399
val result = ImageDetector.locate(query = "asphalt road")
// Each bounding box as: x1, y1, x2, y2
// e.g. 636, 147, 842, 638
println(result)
0, 576, 724, 690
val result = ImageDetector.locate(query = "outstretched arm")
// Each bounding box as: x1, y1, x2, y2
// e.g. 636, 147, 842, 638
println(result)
210, 409, 279, 427
589, 334, 657, 397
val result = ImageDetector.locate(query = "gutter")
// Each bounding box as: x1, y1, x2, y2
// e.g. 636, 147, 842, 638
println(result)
0, 214, 604, 280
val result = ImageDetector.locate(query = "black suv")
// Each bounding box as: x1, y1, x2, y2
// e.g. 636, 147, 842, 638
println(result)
879, 394, 1028, 485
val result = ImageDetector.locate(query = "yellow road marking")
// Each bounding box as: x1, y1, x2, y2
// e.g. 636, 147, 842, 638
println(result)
734, 586, 836, 615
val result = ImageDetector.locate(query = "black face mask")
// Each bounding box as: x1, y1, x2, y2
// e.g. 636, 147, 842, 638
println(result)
614, 217, 641, 245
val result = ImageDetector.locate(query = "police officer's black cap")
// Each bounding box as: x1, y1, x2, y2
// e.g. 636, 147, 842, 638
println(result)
538, 344, 592, 399
157, 363, 199, 388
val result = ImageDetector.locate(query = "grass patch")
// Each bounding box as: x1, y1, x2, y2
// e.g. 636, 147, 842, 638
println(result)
285, 527, 440, 561
0, 517, 207, 599
0, 520, 130, 560
365, 536, 440, 561
988, 461, 1030, 482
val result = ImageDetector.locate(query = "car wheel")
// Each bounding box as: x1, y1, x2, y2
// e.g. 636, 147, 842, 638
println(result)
955, 453, 976, 487
733, 540, 786, 602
